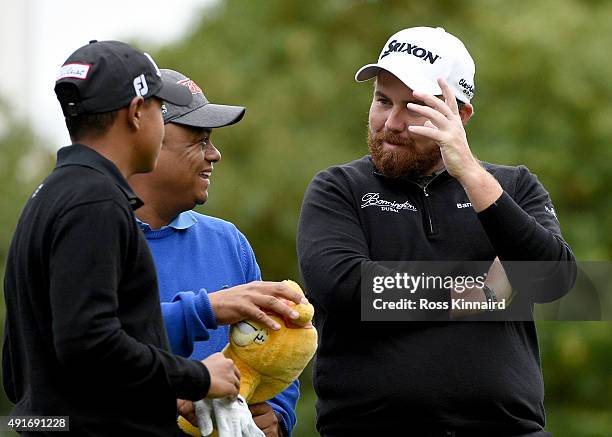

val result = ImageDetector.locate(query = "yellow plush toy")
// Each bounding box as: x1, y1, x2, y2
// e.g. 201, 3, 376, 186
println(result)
178, 280, 317, 436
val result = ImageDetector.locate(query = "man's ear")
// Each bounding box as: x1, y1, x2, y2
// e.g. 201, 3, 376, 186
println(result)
459, 102, 474, 125
126, 96, 146, 131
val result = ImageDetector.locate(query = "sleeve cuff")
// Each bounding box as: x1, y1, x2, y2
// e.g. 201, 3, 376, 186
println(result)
193, 360, 211, 399
268, 400, 291, 436
274, 410, 289, 437
194, 289, 218, 330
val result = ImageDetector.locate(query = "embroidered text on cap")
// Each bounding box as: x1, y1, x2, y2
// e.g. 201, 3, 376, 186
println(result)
380, 40, 441, 64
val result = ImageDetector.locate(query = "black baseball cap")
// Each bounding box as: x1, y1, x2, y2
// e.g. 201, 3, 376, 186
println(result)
160, 69, 246, 128
54, 40, 192, 117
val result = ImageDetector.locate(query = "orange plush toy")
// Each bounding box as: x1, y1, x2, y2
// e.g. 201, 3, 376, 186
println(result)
178, 280, 317, 436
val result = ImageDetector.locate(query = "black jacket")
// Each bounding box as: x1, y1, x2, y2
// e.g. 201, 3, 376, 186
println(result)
3, 145, 210, 436
297, 156, 575, 436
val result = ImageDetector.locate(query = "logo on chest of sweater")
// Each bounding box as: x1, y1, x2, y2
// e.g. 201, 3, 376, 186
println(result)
456, 202, 472, 209
361, 193, 418, 213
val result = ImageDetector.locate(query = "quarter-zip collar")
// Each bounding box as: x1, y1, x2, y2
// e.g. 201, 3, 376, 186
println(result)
370, 156, 448, 236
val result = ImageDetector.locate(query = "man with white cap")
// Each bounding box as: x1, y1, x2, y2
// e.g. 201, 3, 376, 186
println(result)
129, 69, 301, 437
297, 27, 575, 436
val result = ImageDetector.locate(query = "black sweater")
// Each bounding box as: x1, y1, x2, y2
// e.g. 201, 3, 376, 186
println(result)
297, 156, 575, 436
3, 145, 210, 436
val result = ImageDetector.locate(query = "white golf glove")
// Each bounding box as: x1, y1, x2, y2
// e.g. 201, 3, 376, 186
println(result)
195, 395, 265, 437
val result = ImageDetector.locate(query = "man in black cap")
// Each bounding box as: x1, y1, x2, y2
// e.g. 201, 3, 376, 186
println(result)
129, 69, 302, 437
2, 41, 240, 436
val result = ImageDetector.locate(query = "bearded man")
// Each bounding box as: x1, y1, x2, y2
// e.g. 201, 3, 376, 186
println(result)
297, 27, 575, 437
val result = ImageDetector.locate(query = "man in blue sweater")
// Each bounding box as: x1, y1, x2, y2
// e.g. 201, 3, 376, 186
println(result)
128, 69, 302, 437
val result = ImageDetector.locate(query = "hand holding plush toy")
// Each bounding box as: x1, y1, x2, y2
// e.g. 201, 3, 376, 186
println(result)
179, 280, 317, 436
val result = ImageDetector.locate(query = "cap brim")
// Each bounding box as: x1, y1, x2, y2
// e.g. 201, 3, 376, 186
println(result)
154, 77, 193, 106
355, 63, 442, 96
355, 64, 381, 82
169, 103, 246, 128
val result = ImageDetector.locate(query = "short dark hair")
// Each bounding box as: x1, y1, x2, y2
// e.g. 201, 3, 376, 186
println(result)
56, 82, 119, 141
63, 97, 160, 141
64, 110, 119, 141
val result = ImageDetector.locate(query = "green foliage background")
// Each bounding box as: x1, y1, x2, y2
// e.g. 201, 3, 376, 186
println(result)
1, 1, 611, 435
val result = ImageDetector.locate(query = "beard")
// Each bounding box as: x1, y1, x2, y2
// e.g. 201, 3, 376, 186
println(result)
368, 128, 442, 179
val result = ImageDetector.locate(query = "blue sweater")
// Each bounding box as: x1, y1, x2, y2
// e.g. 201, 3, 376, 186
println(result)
139, 211, 299, 435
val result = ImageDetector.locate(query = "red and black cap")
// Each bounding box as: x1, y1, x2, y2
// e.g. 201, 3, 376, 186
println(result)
54, 40, 192, 117
160, 69, 246, 128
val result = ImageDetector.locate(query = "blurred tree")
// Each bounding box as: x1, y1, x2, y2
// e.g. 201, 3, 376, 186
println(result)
0, 109, 54, 277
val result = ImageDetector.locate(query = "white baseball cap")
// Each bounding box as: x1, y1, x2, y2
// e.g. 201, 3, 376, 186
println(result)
355, 27, 475, 103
